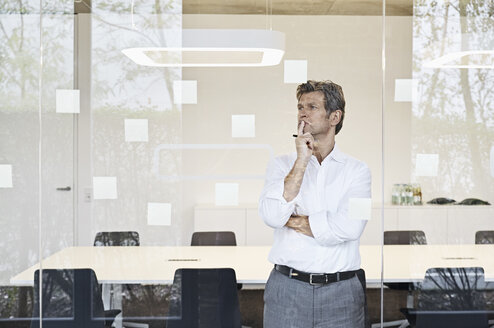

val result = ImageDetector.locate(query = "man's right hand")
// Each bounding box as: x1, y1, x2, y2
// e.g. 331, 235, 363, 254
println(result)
283, 122, 312, 202
295, 121, 314, 164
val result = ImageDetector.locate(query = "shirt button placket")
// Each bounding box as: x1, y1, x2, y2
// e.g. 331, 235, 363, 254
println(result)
316, 166, 325, 212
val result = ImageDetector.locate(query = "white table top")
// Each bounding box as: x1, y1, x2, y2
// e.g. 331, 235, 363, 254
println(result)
10, 245, 494, 286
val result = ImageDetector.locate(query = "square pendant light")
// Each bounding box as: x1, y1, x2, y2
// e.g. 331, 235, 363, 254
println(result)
424, 50, 494, 69
122, 29, 285, 67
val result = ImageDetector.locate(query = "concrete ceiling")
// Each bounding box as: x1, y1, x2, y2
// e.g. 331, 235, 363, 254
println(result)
182, 0, 413, 16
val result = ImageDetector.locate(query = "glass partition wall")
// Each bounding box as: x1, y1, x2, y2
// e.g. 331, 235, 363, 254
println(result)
0, 0, 75, 324
382, 0, 494, 327
1, 0, 493, 327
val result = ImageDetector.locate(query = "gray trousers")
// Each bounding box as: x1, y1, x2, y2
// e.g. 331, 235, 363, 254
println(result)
264, 268, 366, 328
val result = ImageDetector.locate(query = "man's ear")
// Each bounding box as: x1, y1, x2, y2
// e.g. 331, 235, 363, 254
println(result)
331, 110, 342, 125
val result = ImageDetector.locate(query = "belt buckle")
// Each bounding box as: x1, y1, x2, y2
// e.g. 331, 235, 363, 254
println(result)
309, 273, 327, 286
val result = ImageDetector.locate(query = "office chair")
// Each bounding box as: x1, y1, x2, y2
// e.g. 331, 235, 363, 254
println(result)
94, 231, 140, 246
384, 230, 427, 245
475, 232, 494, 325
371, 231, 428, 328
191, 231, 243, 290
166, 268, 242, 328
401, 267, 489, 328
384, 231, 427, 297
476, 231, 494, 245
30, 268, 120, 328
94, 231, 153, 327
190, 231, 237, 246
94, 231, 140, 307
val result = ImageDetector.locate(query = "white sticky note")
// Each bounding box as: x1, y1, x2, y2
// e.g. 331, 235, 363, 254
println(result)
490, 145, 494, 178
284, 60, 307, 84
0, 165, 13, 188
394, 79, 418, 102
348, 198, 372, 220
125, 119, 149, 142
232, 115, 255, 138
415, 154, 439, 177
173, 80, 197, 104
93, 177, 118, 199
215, 183, 239, 206
56, 89, 80, 113
147, 202, 172, 226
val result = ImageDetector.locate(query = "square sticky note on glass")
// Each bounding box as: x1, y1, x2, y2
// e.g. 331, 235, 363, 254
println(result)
147, 202, 172, 226
394, 79, 418, 102
349, 198, 372, 221
125, 119, 149, 142
173, 80, 197, 104
284, 60, 307, 84
0, 164, 13, 188
93, 177, 118, 199
215, 183, 239, 206
415, 154, 439, 177
56, 89, 80, 113
232, 115, 255, 138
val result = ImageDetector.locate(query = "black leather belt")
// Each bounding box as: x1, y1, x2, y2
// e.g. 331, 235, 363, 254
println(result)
274, 264, 360, 286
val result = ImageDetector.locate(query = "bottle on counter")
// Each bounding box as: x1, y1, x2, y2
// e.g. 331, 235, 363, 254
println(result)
400, 184, 408, 205
406, 184, 414, 205
392, 184, 400, 205
413, 183, 422, 205
392, 183, 422, 206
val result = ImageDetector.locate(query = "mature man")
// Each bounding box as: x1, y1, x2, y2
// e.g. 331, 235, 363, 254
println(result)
259, 80, 371, 328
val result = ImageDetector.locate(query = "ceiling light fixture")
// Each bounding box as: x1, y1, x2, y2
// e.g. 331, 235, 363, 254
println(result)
424, 50, 494, 69
122, 29, 285, 67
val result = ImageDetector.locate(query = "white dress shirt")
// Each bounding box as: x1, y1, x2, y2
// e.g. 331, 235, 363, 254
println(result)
259, 145, 371, 273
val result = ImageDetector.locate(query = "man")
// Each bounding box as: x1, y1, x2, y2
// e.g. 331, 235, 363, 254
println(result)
259, 80, 371, 328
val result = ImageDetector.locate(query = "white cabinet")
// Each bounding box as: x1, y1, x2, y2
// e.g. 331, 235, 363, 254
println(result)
194, 207, 247, 245
194, 205, 274, 246
194, 204, 494, 246
396, 207, 449, 244
360, 208, 398, 245
245, 208, 274, 246
447, 207, 494, 244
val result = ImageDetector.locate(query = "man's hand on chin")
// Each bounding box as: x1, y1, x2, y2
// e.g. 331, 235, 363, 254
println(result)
284, 214, 314, 237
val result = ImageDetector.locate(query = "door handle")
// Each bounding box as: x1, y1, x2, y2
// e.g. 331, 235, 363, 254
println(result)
56, 186, 71, 191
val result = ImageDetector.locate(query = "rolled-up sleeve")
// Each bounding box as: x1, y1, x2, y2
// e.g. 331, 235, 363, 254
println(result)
258, 157, 300, 229
309, 163, 371, 246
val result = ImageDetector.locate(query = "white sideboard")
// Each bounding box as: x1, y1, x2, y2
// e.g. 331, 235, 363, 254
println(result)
194, 204, 274, 246
194, 204, 494, 245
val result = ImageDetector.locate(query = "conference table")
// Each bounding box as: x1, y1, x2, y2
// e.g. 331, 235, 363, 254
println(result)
10, 244, 494, 286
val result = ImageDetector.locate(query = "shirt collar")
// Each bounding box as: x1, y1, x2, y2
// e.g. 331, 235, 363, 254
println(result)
327, 144, 346, 164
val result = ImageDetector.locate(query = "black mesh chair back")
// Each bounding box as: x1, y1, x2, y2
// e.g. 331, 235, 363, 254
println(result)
94, 231, 140, 246
166, 268, 242, 328
417, 267, 487, 310
190, 231, 237, 246
403, 267, 489, 328
475, 231, 494, 244
384, 230, 427, 245
31, 269, 112, 328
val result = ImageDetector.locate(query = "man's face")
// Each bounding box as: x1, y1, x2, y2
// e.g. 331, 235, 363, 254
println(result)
297, 91, 332, 137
